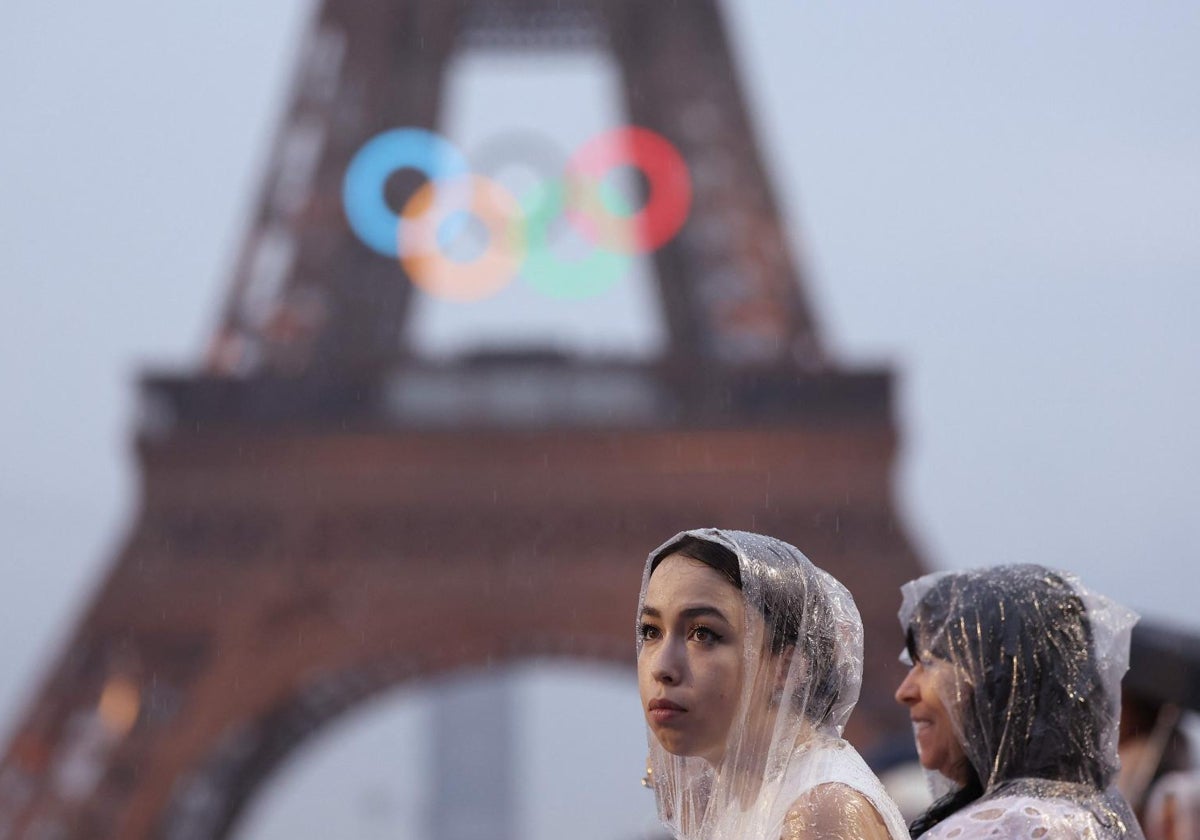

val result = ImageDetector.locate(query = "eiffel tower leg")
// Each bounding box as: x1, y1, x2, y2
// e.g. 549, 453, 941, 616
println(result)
604, 0, 823, 369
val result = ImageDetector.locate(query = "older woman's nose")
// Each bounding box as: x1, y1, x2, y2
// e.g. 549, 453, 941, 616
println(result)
895, 665, 920, 706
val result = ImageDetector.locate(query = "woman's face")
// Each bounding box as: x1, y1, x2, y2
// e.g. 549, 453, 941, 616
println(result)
638, 553, 748, 764
894, 650, 971, 785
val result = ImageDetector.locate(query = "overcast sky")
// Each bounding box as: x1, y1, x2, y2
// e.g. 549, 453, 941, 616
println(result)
1, 2, 1198, 838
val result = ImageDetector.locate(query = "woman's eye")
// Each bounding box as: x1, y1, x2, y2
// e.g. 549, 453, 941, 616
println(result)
639, 623, 661, 641
690, 625, 722, 644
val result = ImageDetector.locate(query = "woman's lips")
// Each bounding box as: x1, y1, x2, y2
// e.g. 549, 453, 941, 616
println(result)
648, 699, 686, 724
911, 718, 936, 754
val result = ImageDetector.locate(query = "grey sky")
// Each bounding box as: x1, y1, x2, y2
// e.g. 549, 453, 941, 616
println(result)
1, 2, 1198, 838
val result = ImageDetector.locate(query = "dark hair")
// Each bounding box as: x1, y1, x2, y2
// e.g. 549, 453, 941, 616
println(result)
906, 566, 1111, 837
650, 534, 842, 723
652, 535, 742, 590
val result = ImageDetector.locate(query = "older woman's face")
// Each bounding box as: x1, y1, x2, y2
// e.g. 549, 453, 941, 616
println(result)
894, 654, 970, 785
638, 553, 747, 764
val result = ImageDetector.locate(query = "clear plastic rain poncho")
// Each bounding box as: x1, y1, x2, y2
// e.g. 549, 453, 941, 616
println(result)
899, 564, 1145, 839
637, 528, 909, 840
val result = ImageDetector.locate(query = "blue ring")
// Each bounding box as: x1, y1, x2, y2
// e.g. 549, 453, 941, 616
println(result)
342, 129, 470, 258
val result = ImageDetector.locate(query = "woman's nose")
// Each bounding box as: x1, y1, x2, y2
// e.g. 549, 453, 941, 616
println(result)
651, 640, 684, 685
895, 666, 919, 705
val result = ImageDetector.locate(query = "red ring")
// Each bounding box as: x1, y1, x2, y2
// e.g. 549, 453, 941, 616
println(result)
565, 127, 692, 254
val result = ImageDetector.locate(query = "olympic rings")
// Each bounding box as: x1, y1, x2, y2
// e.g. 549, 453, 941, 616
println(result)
342, 125, 692, 301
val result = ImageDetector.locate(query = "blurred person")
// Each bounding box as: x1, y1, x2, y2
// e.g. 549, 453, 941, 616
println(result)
1118, 688, 1193, 823
1143, 771, 1200, 840
895, 565, 1144, 839
637, 528, 908, 840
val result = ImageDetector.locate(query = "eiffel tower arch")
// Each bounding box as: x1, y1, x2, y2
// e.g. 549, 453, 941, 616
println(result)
0, 2, 926, 838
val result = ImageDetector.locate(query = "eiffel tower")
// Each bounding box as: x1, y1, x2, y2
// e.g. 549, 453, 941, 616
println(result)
0, 2, 926, 838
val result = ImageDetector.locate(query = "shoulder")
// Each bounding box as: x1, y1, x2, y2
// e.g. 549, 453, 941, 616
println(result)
924, 795, 1103, 840
782, 783, 897, 840
786, 735, 881, 790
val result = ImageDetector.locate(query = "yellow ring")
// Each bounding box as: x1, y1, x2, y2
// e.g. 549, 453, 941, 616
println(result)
398, 174, 525, 302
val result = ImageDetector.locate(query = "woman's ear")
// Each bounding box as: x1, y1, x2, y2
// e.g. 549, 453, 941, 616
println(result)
769, 644, 797, 706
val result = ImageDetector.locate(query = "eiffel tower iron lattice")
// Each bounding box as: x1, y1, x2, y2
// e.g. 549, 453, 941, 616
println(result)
0, 2, 926, 838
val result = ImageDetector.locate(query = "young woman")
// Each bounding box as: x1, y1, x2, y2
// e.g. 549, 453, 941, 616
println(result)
895, 564, 1144, 839
637, 528, 908, 840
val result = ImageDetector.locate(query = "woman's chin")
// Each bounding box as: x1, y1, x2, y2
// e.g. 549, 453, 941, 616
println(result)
654, 734, 721, 764
654, 735, 692, 757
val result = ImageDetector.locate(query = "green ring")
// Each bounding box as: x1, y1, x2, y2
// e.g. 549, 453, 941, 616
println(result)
519, 179, 631, 300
